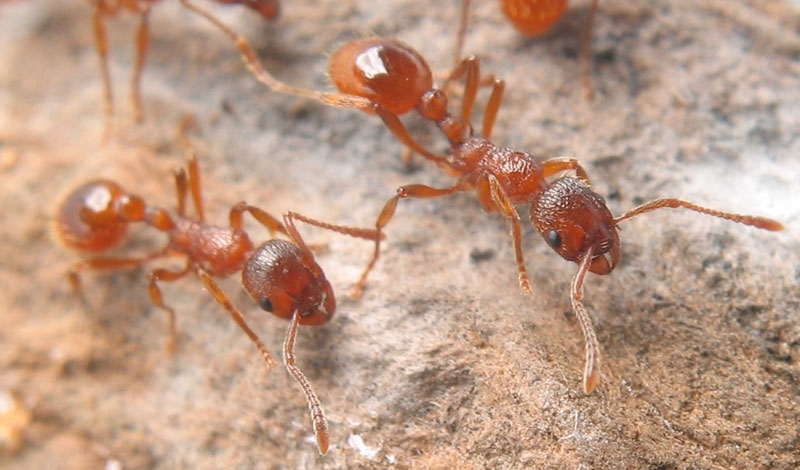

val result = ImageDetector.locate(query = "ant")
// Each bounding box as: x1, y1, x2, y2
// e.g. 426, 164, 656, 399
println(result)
55, 154, 380, 454
87, 0, 279, 124
209, 33, 784, 393
454, 0, 599, 98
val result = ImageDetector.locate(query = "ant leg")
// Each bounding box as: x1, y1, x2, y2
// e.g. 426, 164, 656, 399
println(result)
571, 246, 601, 393
229, 202, 288, 238
171, 155, 204, 220
453, 0, 471, 69
186, 154, 205, 222
283, 312, 329, 454
147, 263, 192, 353
371, 104, 452, 168
541, 157, 591, 184
173, 166, 189, 218
441, 57, 502, 135
282, 211, 383, 290
580, 0, 599, 99
196, 268, 278, 369
480, 174, 532, 292
460, 56, 480, 124
355, 181, 471, 298
482, 78, 506, 139
439, 56, 482, 124
91, 7, 113, 128
614, 199, 784, 231
178, 0, 371, 109
68, 250, 173, 295
131, 9, 151, 122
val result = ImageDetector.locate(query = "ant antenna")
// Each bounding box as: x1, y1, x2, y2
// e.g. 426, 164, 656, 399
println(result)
284, 311, 330, 454
614, 198, 785, 231
571, 245, 600, 393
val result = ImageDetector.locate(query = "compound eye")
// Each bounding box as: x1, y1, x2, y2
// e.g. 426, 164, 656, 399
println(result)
547, 230, 562, 249
258, 297, 273, 312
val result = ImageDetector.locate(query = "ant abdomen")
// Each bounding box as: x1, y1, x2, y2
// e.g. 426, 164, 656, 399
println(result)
329, 38, 433, 115
242, 239, 335, 326
531, 177, 619, 274
501, 0, 568, 36
55, 180, 130, 252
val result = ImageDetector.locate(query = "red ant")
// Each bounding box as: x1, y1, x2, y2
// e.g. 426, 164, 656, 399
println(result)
207, 33, 784, 393
454, 0, 599, 97
88, 0, 278, 124
55, 155, 380, 454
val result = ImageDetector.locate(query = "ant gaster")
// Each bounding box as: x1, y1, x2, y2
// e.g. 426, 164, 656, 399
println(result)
208, 33, 783, 393
55, 155, 380, 454
88, 0, 278, 124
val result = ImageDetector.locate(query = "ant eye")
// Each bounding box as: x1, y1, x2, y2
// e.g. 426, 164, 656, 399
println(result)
547, 231, 562, 249
258, 297, 273, 312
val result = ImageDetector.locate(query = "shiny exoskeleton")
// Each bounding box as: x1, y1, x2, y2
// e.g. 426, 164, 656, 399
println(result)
237, 36, 784, 393
56, 155, 379, 454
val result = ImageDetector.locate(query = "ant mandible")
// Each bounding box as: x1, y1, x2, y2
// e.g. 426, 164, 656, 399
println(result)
88, 0, 278, 123
55, 155, 380, 454
453, 0, 599, 97
219, 34, 783, 393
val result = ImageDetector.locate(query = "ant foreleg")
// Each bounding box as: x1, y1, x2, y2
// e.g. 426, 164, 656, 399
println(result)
570, 246, 601, 393
196, 268, 278, 369
481, 174, 532, 292
283, 312, 330, 454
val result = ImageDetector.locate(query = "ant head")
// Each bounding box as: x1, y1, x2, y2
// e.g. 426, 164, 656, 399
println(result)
55, 180, 130, 252
531, 177, 620, 274
329, 38, 432, 115
242, 239, 336, 326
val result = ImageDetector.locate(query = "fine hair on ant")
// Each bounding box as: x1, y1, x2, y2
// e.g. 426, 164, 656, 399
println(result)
55, 154, 381, 454
88, 0, 279, 127
195, 29, 784, 392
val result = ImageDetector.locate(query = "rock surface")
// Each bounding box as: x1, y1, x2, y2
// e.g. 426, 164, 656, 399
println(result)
0, 0, 798, 468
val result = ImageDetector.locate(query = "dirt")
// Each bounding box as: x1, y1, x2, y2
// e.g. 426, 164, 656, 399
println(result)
0, 0, 799, 468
